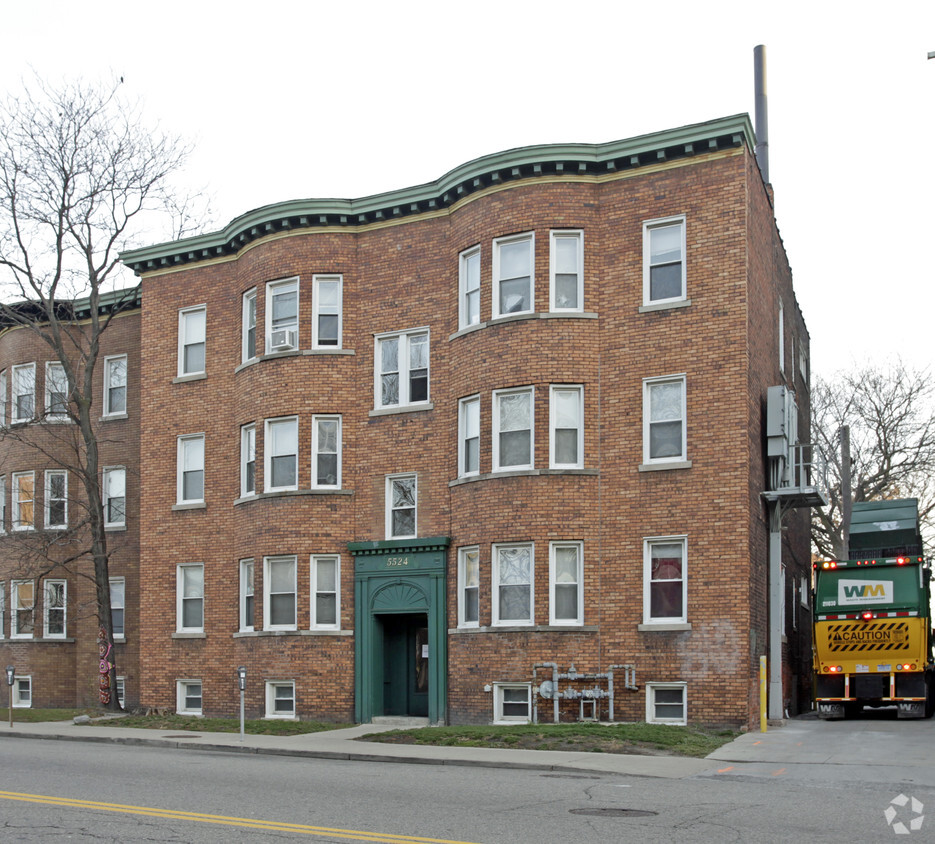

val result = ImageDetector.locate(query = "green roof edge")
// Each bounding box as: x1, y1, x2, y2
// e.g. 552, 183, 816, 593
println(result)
121, 114, 754, 270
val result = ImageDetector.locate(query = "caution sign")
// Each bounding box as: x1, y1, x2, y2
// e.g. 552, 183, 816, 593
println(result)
826, 622, 911, 652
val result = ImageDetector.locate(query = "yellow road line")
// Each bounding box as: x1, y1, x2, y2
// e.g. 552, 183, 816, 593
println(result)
0, 791, 481, 844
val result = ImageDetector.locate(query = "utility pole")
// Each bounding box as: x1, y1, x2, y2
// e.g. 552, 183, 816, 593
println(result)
840, 425, 852, 558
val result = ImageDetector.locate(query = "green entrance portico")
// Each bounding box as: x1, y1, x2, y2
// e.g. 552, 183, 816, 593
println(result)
349, 537, 449, 724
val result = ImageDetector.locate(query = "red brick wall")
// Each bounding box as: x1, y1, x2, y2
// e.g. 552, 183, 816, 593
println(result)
135, 146, 811, 727
0, 310, 141, 708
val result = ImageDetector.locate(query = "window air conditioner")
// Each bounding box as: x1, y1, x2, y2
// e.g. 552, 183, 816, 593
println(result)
270, 329, 297, 351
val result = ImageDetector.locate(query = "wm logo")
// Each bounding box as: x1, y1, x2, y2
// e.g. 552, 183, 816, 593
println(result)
842, 584, 887, 598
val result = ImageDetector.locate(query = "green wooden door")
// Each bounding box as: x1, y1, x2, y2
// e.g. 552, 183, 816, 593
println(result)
381, 613, 428, 717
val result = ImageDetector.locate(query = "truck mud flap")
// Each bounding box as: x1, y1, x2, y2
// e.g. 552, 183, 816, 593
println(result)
897, 702, 926, 719
817, 703, 845, 720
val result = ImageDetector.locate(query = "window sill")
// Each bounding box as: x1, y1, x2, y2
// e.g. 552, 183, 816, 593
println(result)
234, 348, 356, 373
638, 460, 692, 472
449, 468, 598, 487
450, 625, 599, 634
369, 402, 434, 417
171, 632, 206, 639
638, 298, 691, 313
172, 502, 206, 511
173, 372, 206, 384
448, 311, 598, 341
638, 622, 692, 632
105, 524, 127, 532
39, 636, 75, 642
233, 629, 353, 638
100, 412, 128, 422
235, 488, 354, 506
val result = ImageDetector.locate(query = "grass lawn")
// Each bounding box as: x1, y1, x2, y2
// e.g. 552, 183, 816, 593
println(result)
2, 708, 97, 723
91, 713, 352, 736
359, 722, 740, 758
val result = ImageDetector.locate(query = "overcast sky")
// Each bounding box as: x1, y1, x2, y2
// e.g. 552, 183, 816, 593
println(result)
2, 1, 933, 378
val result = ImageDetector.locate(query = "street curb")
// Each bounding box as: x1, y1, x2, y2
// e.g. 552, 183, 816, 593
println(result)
0, 729, 621, 775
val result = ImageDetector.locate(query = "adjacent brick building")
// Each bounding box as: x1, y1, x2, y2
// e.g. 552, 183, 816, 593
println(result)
2, 114, 816, 728
0, 293, 141, 710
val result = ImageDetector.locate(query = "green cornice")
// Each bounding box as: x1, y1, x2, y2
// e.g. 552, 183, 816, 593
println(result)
121, 114, 754, 274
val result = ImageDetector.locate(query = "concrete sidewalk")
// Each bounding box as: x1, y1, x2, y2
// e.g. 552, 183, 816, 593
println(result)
0, 718, 720, 780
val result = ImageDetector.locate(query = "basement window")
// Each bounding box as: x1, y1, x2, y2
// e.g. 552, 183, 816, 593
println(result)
646, 682, 686, 725
493, 683, 531, 724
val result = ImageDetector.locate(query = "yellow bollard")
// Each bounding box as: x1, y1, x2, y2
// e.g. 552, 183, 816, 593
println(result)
760, 655, 767, 732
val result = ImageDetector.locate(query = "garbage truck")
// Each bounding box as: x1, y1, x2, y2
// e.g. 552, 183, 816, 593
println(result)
813, 498, 933, 719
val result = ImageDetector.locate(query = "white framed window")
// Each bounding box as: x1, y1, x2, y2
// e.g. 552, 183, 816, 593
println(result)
0, 369, 7, 426
800, 575, 810, 609
45, 362, 68, 419
240, 559, 255, 632
265, 417, 298, 492
312, 415, 341, 489
375, 329, 429, 409
12, 676, 32, 708
177, 680, 203, 715
177, 435, 205, 503
493, 387, 534, 472
178, 306, 206, 376
458, 395, 480, 477
493, 232, 534, 317
549, 385, 583, 469
386, 474, 417, 539
646, 682, 687, 725
0, 583, 5, 638
176, 563, 204, 633
242, 288, 257, 362
266, 277, 299, 353
310, 555, 340, 629
492, 543, 533, 626
778, 300, 785, 374
643, 376, 687, 463
103, 355, 127, 416
643, 216, 686, 305
12, 471, 35, 530
240, 424, 256, 497
11, 580, 35, 638
264, 555, 297, 631
459, 245, 481, 328
549, 542, 583, 625
643, 536, 687, 624
12, 363, 35, 422
116, 676, 126, 709
313, 274, 342, 348
265, 680, 296, 719
110, 577, 125, 639
493, 683, 531, 724
103, 466, 126, 527
458, 546, 480, 628
44, 469, 67, 529
43, 579, 66, 638
550, 230, 583, 311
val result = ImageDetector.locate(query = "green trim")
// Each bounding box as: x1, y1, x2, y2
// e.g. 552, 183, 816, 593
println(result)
348, 536, 450, 555
121, 115, 754, 273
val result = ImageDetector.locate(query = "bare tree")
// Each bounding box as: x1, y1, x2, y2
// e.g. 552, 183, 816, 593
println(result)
0, 76, 201, 709
811, 361, 935, 559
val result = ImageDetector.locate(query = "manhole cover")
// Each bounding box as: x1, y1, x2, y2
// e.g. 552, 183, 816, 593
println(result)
569, 808, 658, 818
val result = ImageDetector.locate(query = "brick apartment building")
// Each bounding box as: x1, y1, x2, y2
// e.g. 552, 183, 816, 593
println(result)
1, 114, 815, 728
0, 293, 141, 710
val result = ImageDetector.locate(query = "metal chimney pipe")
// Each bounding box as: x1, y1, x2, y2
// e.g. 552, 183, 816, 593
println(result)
754, 45, 769, 183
